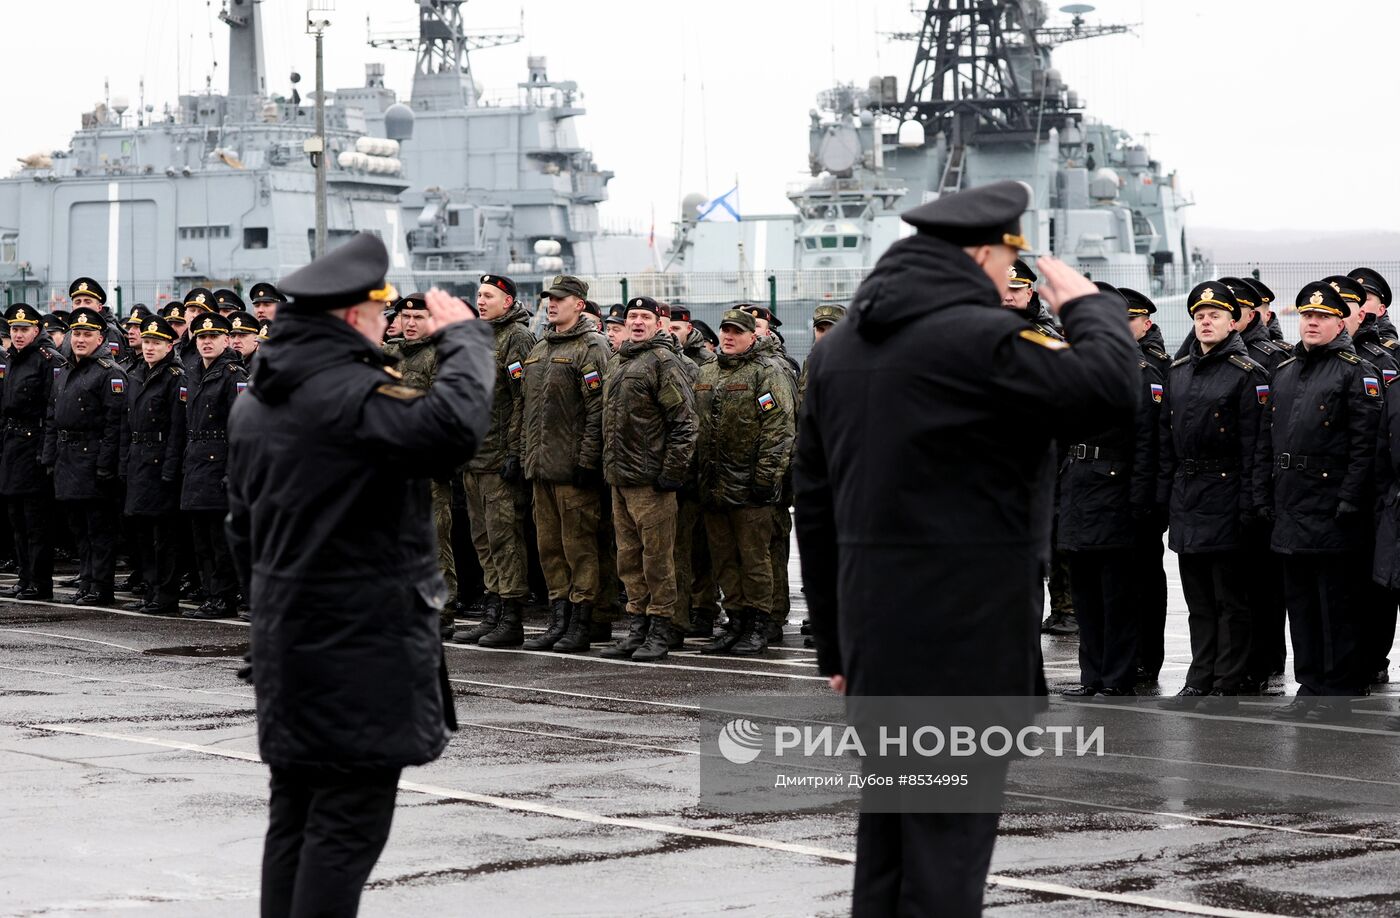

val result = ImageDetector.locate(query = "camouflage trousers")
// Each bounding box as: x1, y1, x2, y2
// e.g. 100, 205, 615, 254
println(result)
431, 479, 457, 626
690, 518, 721, 616
769, 504, 793, 623
463, 471, 528, 601
671, 494, 704, 630
613, 486, 678, 619
532, 480, 600, 604
704, 506, 775, 614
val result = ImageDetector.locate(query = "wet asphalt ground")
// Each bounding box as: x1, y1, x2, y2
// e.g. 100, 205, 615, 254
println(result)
3, 533, 1400, 917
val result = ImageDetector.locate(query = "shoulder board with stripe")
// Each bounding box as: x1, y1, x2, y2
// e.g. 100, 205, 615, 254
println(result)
1382, 338, 1398, 350
1017, 328, 1070, 350
1170, 355, 1192, 368
1275, 340, 1295, 352
1032, 323, 1064, 340
1337, 350, 1361, 364
1139, 359, 1150, 369
1274, 356, 1297, 370
167, 365, 183, 376
96, 357, 114, 369
1362, 342, 1384, 357
1147, 347, 1170, 361
1227, 355, 1259, 373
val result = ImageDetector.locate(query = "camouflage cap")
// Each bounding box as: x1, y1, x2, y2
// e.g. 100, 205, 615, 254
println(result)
544, 274, 589, 299
811, 304, 847, 327
719, 309, 757, 333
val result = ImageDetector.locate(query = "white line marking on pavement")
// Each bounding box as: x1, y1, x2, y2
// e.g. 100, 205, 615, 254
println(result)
21, 724, 1300, 917
0, 628, 143, 653
445, 641, 828, 681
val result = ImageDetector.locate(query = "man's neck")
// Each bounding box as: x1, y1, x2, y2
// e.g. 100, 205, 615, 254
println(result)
1199, 338, 1218, 354
202, 354, 218, 369
553, 315, 580, 335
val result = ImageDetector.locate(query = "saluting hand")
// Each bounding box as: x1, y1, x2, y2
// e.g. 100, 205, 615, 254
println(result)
424, 287, 476, 329
1034, 255, 1099, 315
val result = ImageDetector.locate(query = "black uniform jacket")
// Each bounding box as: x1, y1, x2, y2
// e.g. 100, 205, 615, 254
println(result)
1269, 333, 1381, 555
42, 352, 126, 501
0, 336, 65, 497
227, 315, 494, 770
792, 233, 1139, 702
181, 349, 247, 512
122, 352, 187, 515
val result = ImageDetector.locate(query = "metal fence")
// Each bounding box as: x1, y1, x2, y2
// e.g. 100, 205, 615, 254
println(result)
7, 262, 1394, 365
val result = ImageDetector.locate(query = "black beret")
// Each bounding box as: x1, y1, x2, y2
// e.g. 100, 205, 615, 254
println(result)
1008, 259, 1037, 289
279, 232, 395, 313
191, 312, 233, 337
1187, 282, 1241, 320
480, 274, 517, 299
1321, 275, 1365, 310
1296, 281, 1348, 318
5, 303, 39, 326
584, 299, 603, 318
626, 296, 660, 316
226, 311, 260, 335
1118, 287, 1156, 316
139, 315, 177, 341
668, 305, 692, 321
739, 304, 782, 328
1092, 281, 1129, 310
249, 282, 286, 303
691, 319, 718, 347
900, 180, 1030, 249
68, 307, 106, 331
69, 277, 106, 304
1349, 267, 1392, 308
214, 289, 246, 312
41, 312, 69, 331
394, 293, 428, 312
1217, 276, 1258, 310
183, 288, 217, 312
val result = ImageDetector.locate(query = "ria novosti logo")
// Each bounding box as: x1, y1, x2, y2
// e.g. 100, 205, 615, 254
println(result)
717, 718, 765, 764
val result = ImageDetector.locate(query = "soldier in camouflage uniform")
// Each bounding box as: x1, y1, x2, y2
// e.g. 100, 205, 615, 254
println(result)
665, 306, 720, 634
520, 275, 612, 649
596, 297, 697, 662
744, 305, 800, 642
668, 305, 717, 368
694, 309, 795, 655
450, 275, 542, 649
593, 301, 627, 630
382, 294, 458, 636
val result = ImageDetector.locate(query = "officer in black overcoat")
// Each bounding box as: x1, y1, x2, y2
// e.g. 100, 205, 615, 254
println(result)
794, 182, 1139, 918
226, 233, 494, 918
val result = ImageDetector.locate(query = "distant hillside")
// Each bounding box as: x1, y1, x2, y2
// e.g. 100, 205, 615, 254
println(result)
1190, 228, 1400, 263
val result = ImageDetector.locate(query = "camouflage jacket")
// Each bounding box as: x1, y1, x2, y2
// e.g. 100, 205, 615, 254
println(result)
602, 334, 697, 487
521, 315, 611, 482
693, 344, 795, 508
382, 336, 438, 391
682, 327, 717, 366
467, 305, 536, 472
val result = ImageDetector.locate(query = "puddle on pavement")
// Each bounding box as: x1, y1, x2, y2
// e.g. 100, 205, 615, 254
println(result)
143, 642, 250, 658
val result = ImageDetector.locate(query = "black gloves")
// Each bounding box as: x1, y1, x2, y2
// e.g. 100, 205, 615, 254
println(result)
571, 466, 602, 489
749, 481, 781, 505
655, 476, 685, 493
1336, 499, 1361, 521
499, 456, 523, 484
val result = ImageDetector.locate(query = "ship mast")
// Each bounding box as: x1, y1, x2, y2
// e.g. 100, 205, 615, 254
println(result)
219, 0, 267, 103
367, 0, 522, 111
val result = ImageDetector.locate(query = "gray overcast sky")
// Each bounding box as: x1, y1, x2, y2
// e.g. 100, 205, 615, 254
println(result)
2, 0, 1397, 234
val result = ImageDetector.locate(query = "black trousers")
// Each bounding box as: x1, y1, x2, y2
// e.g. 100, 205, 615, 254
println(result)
1177, 551, 1252, 693
1131, 524, 1168, 678
188, 509, 238, 600
852, 811, 1001, 918
1068, 549, 1139, 690
1245, 544, 1288, 679
62, 496, 118, 595
1281, 553, 1364, 696
1358, 575, 1396, 676
7, 492, 53, 593
130, 513, 181, 606
262, 765, 401, 918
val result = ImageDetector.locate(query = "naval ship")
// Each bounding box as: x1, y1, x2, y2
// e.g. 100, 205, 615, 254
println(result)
0, 0, 613, 312
665, 0, 1203, 306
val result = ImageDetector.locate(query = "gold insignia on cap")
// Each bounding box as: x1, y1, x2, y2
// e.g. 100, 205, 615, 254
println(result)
78, 282, 88, 292
1007, 265, 1017, 278
1309, 290, 1324, 306
553, 275, 565, 286
1328, 281, 1341, 293
202, 317, 213, 329
232, 318, 243, 329
146, 321, 158, 332
15, 309, 25, 320
1200, 287, 1214, 302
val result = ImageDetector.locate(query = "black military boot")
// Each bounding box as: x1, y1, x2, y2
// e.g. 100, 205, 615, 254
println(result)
452, 594, 501, 644
765, 619, 786, 644
701, 609, 748, 655
601, 613, 649, 659
588, 617, 612, 643
632, 616, 674, 663
732, 608, 770, 656
685, 608, 715, 639
524, 599, 572, 650
554, 601, 594, 653
478, 598, 524, 647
